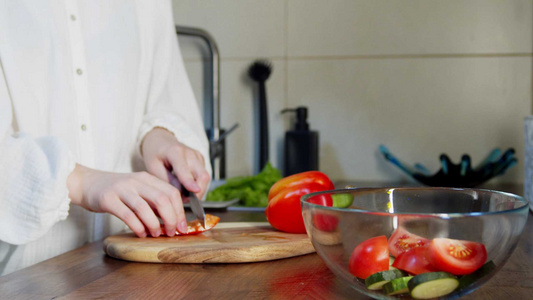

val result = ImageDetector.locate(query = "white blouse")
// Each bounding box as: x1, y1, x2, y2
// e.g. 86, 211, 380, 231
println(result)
0, 0, 210, 275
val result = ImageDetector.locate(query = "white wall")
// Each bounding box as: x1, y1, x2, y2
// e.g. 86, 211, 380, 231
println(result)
172, 0, 532, 184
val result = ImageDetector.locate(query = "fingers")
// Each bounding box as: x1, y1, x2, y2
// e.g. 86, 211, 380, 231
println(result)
140, 134, 211, 233
106, 181, 169, 238
145, 159, 182, 191
137, 172, 188, 235
141, 130, 210, 198
189, 150, 209, 187
193, 160, 211, 199
95, 173, 188, 237
145, 159, 170, 184
167, 147, 210, 195
99, 193, 148, 238
76, 165, 190, 238
121, 192, 162, 237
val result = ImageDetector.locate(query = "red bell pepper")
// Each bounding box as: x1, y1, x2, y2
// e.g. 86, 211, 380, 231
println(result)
265, 171, 334, 234
268, 171, 334, 200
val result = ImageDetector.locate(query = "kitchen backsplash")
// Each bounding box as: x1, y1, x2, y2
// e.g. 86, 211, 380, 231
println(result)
172, 0, 532, 184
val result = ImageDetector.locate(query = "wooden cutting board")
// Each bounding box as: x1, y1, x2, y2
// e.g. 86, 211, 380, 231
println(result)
103, 222, 315, 263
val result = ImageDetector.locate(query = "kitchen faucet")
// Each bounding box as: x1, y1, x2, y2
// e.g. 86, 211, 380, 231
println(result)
176, 25, 237, 180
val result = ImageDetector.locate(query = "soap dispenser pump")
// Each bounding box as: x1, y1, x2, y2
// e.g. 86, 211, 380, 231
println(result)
281, 106, 319, 176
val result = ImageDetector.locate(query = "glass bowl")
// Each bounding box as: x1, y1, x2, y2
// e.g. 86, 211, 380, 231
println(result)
301, 188, 529, 299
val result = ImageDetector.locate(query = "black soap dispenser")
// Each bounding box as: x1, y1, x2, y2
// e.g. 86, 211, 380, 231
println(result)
281, 106, 319, 176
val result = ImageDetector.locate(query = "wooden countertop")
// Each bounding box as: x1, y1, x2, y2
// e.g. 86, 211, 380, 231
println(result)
0, 183, 531, 299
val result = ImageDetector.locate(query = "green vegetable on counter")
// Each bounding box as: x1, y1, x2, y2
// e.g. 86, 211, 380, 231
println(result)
206, 162, 282, 207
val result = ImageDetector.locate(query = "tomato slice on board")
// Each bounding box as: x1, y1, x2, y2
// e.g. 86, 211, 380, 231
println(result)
348, 236, 390, 279
392, 245, 437, 275
268, 171, 334, 201
159, 214, 220, 236
426, 238, 487, 275
388, 227, 430, 258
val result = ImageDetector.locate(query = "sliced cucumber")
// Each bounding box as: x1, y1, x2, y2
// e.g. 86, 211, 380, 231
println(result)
383, 276, 413, 295
458, 261, 496, 289
408, 272, 459, 299
365, 269, 407, 290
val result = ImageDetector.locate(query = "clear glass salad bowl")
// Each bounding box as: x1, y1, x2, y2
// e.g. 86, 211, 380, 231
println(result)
301, 188, 529, 300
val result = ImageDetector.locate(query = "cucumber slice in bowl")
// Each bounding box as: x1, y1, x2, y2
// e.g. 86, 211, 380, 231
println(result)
383, 276, 413, 295
364, 269, 407, 290
458, 261, 496, 289
408, 272, 459, 299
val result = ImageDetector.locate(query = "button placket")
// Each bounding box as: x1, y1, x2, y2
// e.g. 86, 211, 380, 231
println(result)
64, 0, 95, 166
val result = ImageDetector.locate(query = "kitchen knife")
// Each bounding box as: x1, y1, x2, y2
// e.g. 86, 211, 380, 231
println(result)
182, 188, 206, 229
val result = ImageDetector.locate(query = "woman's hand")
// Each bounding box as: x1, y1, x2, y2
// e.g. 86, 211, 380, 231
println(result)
67, 164, 187, 237
140, 127, 211, 199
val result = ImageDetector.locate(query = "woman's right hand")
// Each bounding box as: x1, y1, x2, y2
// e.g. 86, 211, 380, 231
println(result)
67, 164, 187, 238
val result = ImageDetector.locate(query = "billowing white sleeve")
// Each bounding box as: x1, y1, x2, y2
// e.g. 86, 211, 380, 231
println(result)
136, 1, 211, 177
0, 62, 75, 245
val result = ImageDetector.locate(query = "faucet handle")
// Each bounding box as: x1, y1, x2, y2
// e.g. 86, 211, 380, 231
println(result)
209, 123, 239, 160
210, 123, 239, 146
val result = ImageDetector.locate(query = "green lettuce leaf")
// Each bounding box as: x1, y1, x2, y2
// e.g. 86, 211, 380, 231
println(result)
206, 162, 282, 207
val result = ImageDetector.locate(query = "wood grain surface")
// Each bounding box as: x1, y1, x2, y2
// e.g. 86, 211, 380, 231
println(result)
0, 183, 530, 300
103, 222, 316, 263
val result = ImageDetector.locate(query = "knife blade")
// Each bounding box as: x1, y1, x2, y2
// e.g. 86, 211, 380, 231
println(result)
182, 188, 206, 229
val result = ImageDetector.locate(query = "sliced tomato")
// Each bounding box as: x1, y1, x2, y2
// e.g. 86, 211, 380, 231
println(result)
159, 214, 220, 236
392, 245, 437, 275
388, 227, 430, 258
268, 171, 334, 201
426, 238, 487, 275
348, 236, 389, 279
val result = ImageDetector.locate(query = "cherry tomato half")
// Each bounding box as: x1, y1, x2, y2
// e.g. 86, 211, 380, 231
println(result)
392, 245, 437, 275
388, 227, 430, 258
348, 236, 389, 279
426, 238, 487, 275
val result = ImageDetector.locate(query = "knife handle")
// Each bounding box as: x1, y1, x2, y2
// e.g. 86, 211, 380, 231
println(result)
181, 188, 191, 197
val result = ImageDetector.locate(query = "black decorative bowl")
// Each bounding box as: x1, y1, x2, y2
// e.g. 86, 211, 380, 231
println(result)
379, 145, 517, 187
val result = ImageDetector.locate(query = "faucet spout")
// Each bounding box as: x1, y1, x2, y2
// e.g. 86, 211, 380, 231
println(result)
176, 25, 225, 180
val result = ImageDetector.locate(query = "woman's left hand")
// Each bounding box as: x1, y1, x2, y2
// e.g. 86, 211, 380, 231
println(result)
141, 127, 211, 199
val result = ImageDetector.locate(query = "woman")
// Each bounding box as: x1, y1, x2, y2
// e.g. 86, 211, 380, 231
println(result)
0, 0, 210, 275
